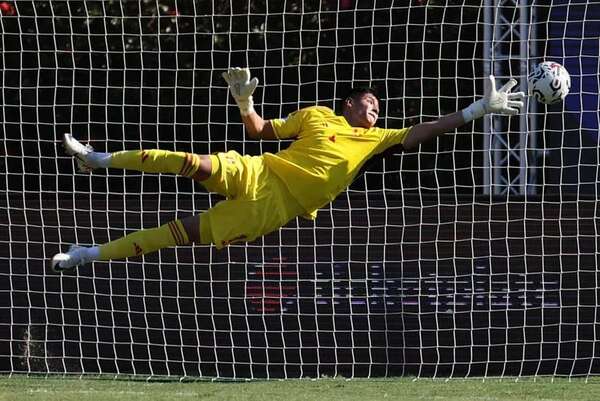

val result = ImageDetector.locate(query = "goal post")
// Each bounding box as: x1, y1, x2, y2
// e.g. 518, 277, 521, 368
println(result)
1, 0, 599, 379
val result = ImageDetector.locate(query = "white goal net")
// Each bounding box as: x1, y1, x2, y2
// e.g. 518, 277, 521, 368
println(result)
1, 0, 599, 379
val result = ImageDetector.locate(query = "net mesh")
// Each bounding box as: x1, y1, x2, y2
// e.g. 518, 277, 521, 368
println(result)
1, 0, 599, 379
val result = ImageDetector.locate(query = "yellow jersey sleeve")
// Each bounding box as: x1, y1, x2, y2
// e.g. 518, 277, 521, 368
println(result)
270, 109, 307, 139
374, 126, 413, 153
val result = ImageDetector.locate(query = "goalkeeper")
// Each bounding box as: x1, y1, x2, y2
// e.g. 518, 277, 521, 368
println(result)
51, 68, 524, 271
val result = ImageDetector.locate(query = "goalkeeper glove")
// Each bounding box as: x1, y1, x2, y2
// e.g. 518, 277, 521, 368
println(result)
462, 75, 525, 123
222, 67, 259, 116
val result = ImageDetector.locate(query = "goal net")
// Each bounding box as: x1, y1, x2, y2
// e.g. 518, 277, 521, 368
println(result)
1, 0, 599, 379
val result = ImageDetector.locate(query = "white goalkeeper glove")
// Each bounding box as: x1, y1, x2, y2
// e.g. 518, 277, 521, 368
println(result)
462, 75, 525, 123
222, 67, 259, 116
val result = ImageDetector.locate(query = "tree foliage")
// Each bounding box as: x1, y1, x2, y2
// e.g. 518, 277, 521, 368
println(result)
1, 0, 483, 192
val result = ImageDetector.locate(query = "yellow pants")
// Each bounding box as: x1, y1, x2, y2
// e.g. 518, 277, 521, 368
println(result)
109, 148, 305, 250
200, 150, 305, 249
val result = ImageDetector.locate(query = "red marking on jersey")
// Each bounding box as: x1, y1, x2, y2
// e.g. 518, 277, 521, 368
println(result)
141, 151, 149, 163
133, 242, 143, 256
328, 135, 336, 143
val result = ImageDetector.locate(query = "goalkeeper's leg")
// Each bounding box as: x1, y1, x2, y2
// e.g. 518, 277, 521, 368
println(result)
62, 134, 213, 179
50, 215, 204, 272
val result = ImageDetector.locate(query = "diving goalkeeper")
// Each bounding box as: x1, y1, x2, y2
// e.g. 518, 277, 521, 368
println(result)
51, 68, 524, 271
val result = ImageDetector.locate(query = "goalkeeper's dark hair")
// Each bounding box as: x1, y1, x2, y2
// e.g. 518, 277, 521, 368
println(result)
340, 87, 380, 112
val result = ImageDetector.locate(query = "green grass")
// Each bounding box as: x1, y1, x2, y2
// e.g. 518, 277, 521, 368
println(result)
1, 376, 600, 401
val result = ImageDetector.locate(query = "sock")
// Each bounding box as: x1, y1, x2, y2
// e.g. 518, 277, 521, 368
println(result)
98, 220, 190, 261
83, 246, 101, 263
86, 152, 112, 168
109, 149, 202, 177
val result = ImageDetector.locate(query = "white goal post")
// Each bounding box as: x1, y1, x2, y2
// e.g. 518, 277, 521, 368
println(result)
1, 0, 599, 379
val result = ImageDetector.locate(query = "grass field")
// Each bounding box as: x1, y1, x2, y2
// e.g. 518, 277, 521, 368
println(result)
1, 376, 600, 401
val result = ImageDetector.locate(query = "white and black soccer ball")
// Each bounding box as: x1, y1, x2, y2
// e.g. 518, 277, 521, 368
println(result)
527, 61, 571, 104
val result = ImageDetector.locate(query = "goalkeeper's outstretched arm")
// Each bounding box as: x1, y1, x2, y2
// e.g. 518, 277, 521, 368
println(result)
222, 67, 277, 140
402, 75, 525, 150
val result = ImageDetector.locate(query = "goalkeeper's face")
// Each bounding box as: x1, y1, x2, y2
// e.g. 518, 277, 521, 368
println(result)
344, 93, 380, 129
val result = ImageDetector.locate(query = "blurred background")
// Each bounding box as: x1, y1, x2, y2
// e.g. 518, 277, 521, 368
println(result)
2, 0, 596, 196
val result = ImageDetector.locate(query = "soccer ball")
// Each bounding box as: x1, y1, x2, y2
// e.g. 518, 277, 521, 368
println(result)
527, 61, 571, 104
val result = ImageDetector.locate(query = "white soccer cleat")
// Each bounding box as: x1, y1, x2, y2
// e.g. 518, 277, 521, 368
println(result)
50, 245, 93, 273
63, 133, 96, 172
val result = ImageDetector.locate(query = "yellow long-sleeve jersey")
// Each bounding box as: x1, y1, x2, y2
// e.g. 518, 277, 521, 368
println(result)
266, 106, 411, 218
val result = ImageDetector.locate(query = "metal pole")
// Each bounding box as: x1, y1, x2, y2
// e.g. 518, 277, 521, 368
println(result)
483, 0, 493, 195
528, 4, 539, 195
519, 0, 529, 195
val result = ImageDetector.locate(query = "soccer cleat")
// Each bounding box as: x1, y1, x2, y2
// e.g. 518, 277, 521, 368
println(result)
50, 245, 93, 273
63, 133, 96, 172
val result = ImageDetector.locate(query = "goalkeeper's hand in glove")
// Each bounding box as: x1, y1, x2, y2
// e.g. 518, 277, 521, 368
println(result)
462, 75, 525, 123
222, 67, 259, 116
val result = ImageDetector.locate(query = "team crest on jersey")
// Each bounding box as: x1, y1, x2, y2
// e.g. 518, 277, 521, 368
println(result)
133, 242, 143, 256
